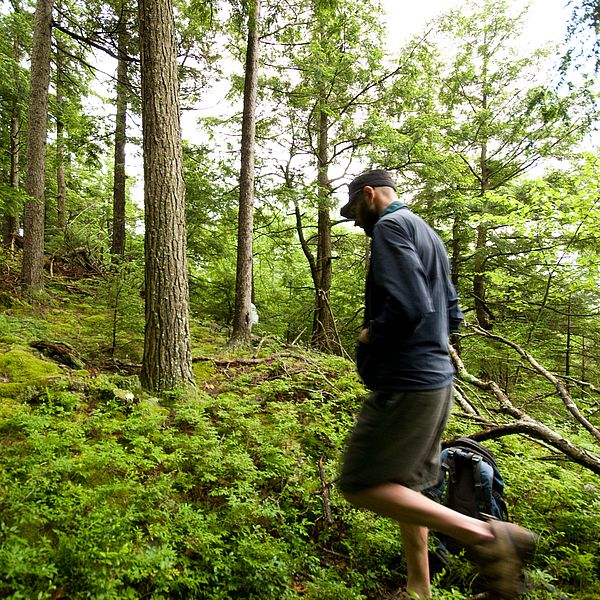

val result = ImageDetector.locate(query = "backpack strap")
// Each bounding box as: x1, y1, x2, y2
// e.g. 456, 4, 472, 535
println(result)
471, 454, 487, 515
492, 489, 510, 521
445, 449, 457, 483
472, 454, 482, 489
452, 437, 500, 472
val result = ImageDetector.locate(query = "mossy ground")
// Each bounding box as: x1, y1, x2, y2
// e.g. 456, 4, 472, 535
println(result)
0, 270, 598, 599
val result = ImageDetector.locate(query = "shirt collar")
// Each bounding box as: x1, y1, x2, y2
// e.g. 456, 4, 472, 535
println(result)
380, 200, 405, 218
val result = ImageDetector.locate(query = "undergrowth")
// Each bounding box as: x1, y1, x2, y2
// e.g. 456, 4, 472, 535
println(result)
0, 275, 598, 599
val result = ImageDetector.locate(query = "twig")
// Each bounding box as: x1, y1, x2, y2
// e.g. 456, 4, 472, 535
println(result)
291, 328, 307, 346
253, 335, 268, 358
318, 456, 333, 526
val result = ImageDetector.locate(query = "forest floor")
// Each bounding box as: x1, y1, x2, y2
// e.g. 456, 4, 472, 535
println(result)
0, 260, 598, 599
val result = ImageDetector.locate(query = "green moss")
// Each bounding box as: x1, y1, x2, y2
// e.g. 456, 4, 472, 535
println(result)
0, 347, 63, 399
192, 359, 217, 382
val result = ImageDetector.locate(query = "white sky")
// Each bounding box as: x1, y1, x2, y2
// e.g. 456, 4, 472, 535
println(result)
187, 0, 570, 125
379, 0, 569, 51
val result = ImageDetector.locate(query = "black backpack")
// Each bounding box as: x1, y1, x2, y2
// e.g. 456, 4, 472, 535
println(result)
427, 437, 509, 522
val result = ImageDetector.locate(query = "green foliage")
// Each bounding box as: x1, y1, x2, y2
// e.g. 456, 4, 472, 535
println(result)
565, 0, 600, 73
0, 337, 403, 599
445, 153, 600, 383
94, 261, 145, 361
0, 278, 599, 598
0, 182, 29, 216
2, 0, 600, 595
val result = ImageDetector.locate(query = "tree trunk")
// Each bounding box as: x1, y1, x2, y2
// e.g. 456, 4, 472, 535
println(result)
472, 49, 492, 329
310, 103, 342, 355
229, 0, 261, 349
473, 223, 491, 329
55, 43, 66, 231
4, 1, 22, 249
565, 293, 572, 377
450, 215, 461, 288
3, 102, 21, 249
138, 0, 193, 391
111, 23, 129, 258
21, 0, 53, 293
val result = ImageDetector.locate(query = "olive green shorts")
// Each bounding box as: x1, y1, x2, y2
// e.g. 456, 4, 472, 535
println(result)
338, 385, 454, 493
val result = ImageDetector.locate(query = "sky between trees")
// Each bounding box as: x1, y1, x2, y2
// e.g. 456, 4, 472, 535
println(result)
90, 0, 578, 216
381, 0, 569, 52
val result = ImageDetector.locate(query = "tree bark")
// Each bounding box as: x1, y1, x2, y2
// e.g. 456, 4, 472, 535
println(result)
473, 68, 491, 329
473, 223, 492, 329
310, 101, 342, 355
229, 0, 261, 349
55, 42, 66, 231
138, 0, 193, 391
111, 22, 129, 258
21, 0, 53, 293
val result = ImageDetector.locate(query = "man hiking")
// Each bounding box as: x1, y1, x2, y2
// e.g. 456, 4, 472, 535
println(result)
338, 169, 536, 599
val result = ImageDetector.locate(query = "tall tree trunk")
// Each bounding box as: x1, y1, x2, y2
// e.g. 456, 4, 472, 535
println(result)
450, 215, 461, 289
229, 0, 261, 349
3, 0, 22, 249
111, 22, 129, 257
310, 103, 342, 354
139, 0, 193, 391
21, 0, 52, 294
473, 47, 492, 329
3, 102, 21, 249
473, 223, 491, 329
55, 43, 66, 231
566, 293, 572, 377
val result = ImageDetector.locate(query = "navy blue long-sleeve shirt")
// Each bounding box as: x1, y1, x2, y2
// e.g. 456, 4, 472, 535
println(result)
356, 204, 463, 391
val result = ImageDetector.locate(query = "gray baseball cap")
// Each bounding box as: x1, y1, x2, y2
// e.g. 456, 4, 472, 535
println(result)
341, 169, 396, 218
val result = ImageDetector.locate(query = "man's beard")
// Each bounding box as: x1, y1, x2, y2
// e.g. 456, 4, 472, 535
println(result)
358, 204, 379, 237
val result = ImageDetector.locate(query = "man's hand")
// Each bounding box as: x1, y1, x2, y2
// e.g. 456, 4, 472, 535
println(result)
358, 328, 370, 344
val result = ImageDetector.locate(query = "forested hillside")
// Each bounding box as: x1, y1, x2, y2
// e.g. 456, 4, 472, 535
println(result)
0, 257, 599, 599
1, 0, 600, 597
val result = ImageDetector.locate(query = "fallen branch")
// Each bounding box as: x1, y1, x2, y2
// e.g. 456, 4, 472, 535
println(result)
453, 383, 480, 417
450, 346, 600, 476
472, 325, 600, 444
192, 351, 305, 365
558, 374, 600, 396
30, 340, 85, 369
318, 456, 333, 526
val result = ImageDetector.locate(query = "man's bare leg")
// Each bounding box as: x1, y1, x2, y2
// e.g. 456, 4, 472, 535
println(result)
400, 523, 430, 598
344, 483, 495, 598
345, 482, 538, 599
344, 482, 494, 546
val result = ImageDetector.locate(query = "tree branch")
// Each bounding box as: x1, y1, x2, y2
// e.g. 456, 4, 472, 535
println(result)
471, 325, 600, 444
450, 345, 600, 475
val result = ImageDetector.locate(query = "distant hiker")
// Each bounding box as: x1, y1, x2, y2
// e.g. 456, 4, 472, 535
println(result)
337, 169, 536, 599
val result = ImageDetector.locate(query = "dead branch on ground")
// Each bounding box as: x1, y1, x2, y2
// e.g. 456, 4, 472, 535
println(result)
472, 325, 600, 444
450, 342, 600, 476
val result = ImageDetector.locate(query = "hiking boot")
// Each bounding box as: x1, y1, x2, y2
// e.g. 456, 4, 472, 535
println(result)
469, 520, 537, 599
